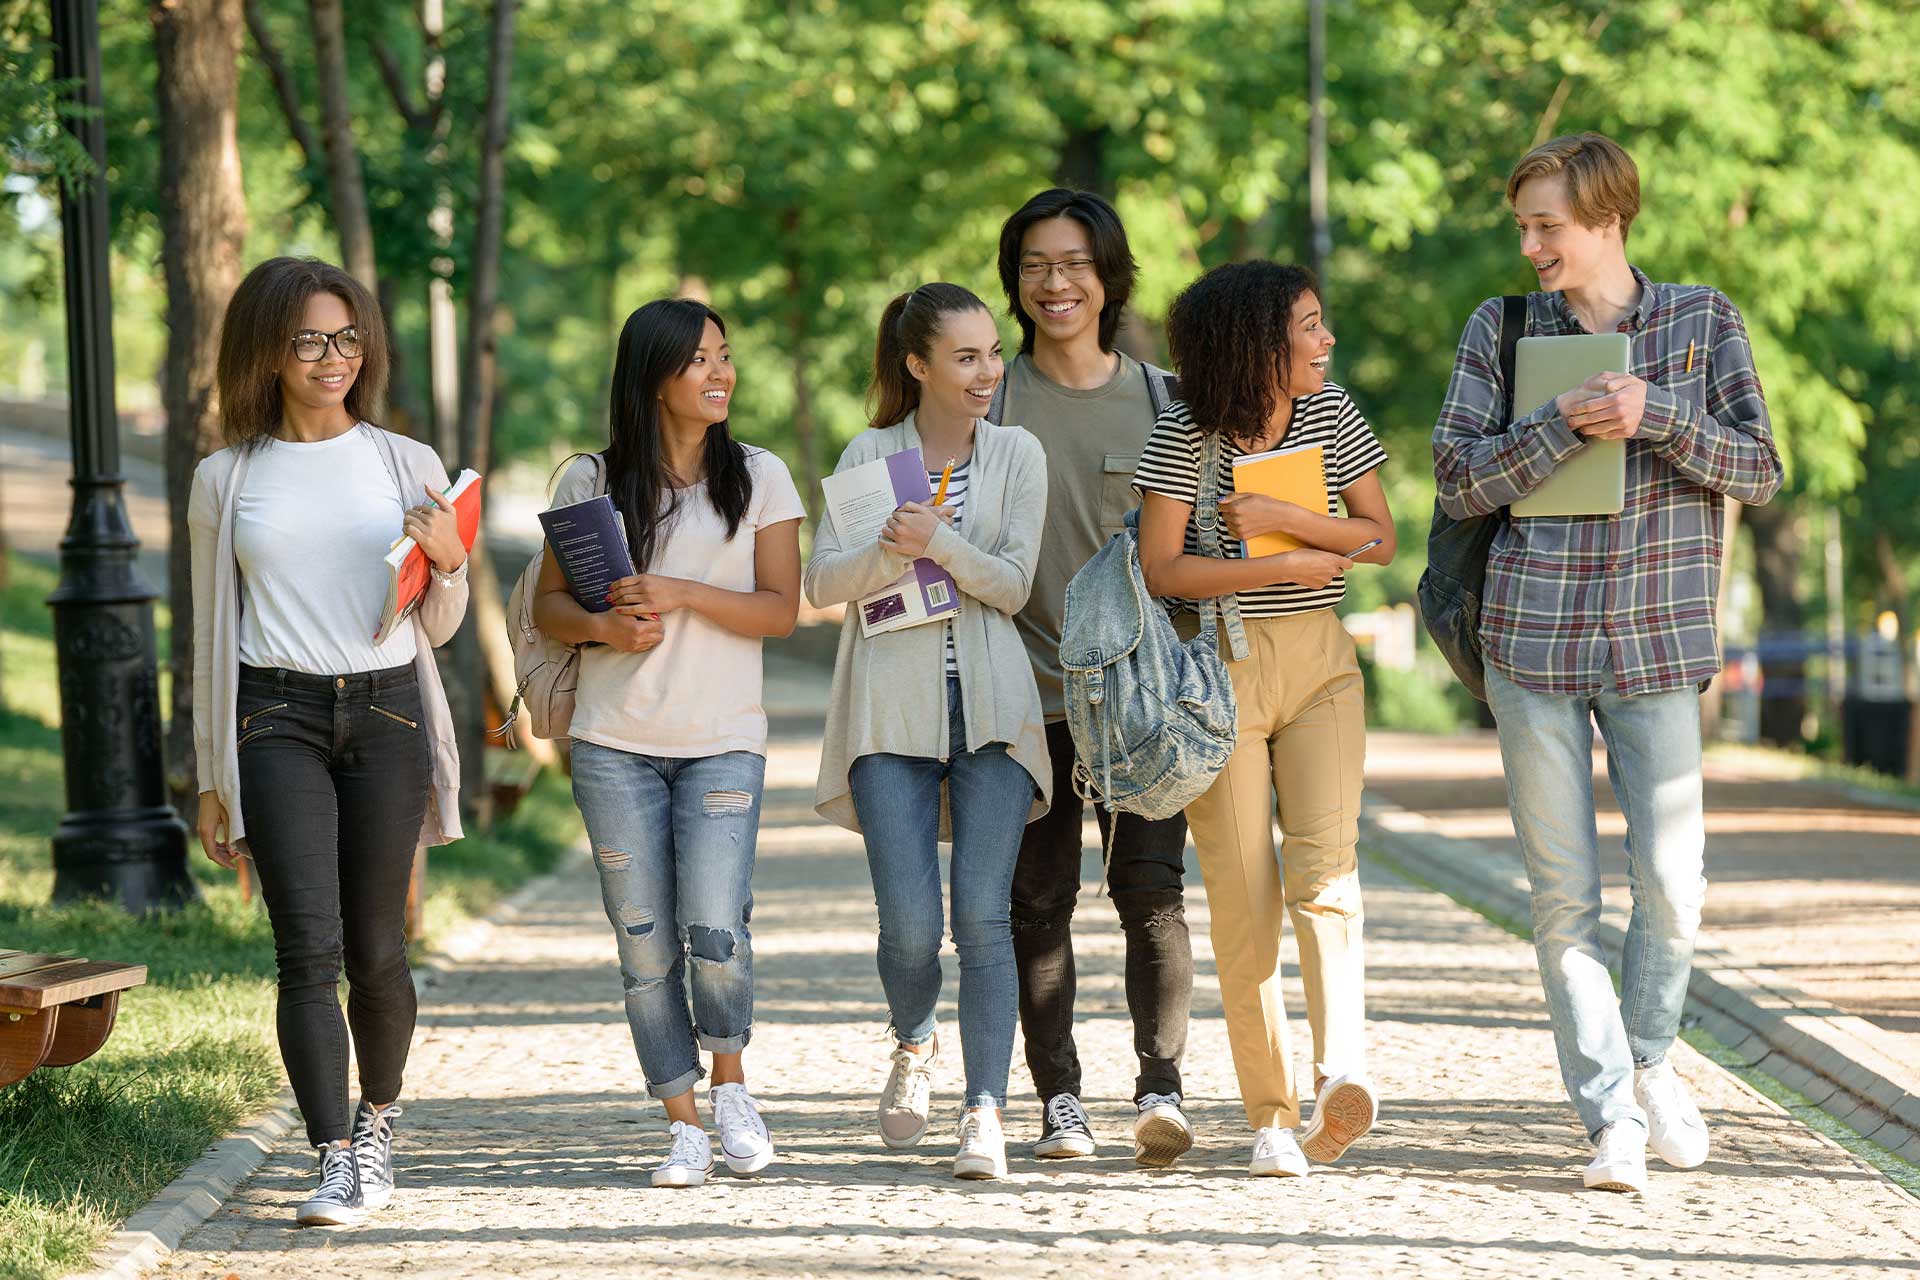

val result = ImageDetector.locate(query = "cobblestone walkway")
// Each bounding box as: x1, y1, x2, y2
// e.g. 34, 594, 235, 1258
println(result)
151, 725, 1920, 1279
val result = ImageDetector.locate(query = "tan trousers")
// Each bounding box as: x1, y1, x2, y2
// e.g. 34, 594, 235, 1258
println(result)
1180, 609, 1366, 1130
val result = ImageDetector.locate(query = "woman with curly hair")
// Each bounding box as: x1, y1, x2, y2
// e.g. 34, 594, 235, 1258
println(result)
1132, 260, 1395, 1179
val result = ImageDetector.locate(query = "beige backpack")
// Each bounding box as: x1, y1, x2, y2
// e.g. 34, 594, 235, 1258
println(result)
499, 455, 605, 741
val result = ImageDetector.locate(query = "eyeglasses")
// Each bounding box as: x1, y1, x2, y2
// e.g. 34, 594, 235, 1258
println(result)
289, 326, 364, 362
1018, 257, 1098, 283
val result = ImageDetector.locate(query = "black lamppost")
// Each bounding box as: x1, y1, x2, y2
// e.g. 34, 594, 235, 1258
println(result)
46, 0, 196, 909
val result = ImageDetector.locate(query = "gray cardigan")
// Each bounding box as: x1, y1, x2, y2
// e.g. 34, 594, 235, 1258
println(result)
189, 425, 469, 849
805, 413, 1052, 836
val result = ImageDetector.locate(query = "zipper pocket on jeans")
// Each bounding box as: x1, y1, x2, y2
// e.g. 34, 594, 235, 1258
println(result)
369, 704, 419, 729
237, 725, 273, 749
240, 702, 288, 731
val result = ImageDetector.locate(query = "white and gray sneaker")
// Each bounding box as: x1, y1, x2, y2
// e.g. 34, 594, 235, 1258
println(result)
1583, 1121, 1648, 1193
350, 1100, 401, 1210
1034, 1093, 1097, 1158
296, 1142, 368, 1226
1248, 1127, 1309, 1178
1300, 1075, 1377, 1164
651, 1120, 715, 1188
1133, 1092, 1194, 1167
711, 1082, 774, 1175
953, 1108, 1008, 1180
878, 1035, 938, 1149
1635, 1060, 1709, 1168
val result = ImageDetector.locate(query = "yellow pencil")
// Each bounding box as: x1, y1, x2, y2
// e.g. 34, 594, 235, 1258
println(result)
1686, 340, 1695, 373
932, 457, 955, 506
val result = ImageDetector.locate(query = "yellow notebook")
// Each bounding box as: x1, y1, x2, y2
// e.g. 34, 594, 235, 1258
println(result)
1230, 443, 1328, 556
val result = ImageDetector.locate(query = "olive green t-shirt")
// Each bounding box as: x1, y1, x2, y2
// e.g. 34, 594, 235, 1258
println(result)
1005, 350, 1158, 720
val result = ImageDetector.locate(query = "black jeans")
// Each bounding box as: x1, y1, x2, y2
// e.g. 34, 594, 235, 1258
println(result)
1010, 718, 1192, 1103
236, 663, 430, 1146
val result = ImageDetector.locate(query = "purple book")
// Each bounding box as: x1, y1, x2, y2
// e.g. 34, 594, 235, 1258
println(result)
820, 446, 963, 638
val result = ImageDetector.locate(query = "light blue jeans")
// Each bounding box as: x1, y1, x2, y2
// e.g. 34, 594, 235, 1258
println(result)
570, 742, 764, 1100
1486, 663, 1706, 1140
850, 678, 1033, 1109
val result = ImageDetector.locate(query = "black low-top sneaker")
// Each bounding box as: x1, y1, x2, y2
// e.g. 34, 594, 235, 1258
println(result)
296, 1142, 367, 1227
1033, 1092, 1097, 1158
351, 1100, 403, 1210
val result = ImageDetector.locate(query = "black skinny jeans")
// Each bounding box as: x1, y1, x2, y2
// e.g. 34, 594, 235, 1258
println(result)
236, 663, 430, 1146
1010, 718, 1193, 1103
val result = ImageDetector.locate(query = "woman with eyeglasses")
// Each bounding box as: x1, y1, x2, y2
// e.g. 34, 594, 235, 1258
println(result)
189, 257, 470, 1227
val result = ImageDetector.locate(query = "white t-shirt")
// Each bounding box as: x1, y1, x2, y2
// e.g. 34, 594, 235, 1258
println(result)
551, 446, 806, 758
234, 427, 420, 674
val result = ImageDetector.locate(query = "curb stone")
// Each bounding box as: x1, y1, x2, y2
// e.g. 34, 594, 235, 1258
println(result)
1360, 794, 1920, 1163
62, 843, 590, 1280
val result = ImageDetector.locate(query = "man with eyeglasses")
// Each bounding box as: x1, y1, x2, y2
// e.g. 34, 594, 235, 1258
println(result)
990, 189, 1195, 1167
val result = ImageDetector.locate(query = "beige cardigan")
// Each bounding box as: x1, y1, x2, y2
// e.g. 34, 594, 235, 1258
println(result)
805, 414, 1051, 836
189, 425, 469, 849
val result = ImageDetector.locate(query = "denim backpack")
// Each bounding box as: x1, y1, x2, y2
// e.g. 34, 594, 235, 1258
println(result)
1417, 295, 1523, 702
1059, 430, 1247, 834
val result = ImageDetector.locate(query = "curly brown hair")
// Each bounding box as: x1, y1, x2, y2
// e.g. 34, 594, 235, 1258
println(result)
1166, 261, 1320, 445
215, 257, 389, 448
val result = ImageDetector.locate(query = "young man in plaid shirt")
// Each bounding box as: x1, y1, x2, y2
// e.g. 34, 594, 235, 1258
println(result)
1432, 133, 1783, 1193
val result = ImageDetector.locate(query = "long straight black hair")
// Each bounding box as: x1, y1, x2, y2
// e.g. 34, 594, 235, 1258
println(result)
603, 298, 751, 573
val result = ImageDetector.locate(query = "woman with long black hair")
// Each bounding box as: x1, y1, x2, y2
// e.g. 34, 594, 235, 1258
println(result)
807, 283, 1049, 1180
191, 257, 470, 1226
533, 298, 804, 1188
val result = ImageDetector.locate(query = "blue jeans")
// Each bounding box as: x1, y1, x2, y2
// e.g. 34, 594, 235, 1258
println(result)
850, 678, 1033, 1109
570, 742, 764, 1099
1486, 663, 1706, 1139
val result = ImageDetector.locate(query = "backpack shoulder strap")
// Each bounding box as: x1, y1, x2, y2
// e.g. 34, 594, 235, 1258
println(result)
1143, 361, 1180, 417
1498, 295, 1525, 424
1191, 431, 1249, 662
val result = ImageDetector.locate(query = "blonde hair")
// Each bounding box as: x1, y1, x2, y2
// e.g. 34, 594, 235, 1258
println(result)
1506, 132, 1641, 243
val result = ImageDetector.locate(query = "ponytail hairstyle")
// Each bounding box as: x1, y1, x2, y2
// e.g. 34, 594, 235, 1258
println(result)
867, 282, 992, 430
603, 298, 752, 573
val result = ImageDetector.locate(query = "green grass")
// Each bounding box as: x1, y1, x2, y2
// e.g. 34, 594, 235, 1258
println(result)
1706, 740, 1920, 806
0, 551, 582, 1280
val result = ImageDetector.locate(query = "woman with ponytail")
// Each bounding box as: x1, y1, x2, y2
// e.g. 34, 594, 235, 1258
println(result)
806, 284, 1051, 1180
533, 299, 805, 1188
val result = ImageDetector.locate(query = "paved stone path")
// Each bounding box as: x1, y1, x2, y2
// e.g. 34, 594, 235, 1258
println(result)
148, 712, 1920, 1279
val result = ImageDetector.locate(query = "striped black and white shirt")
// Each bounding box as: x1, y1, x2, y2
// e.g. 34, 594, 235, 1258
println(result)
929, 460, 970, 677
1131, 384, 1387, 619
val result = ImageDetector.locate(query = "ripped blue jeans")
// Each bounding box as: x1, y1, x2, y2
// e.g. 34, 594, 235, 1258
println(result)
570, 742, 763, 1099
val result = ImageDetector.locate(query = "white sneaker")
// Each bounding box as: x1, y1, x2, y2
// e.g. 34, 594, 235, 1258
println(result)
953, 1108, 1008, 1180
1133, 1092, 1194, 1167
710, 1082, 774, 1175
878, 1035, 938, 1149
650, 1121, 714, 1188
1635, 1060, 1709, 1169
1249, 1127, 1309, 1177
1300, 1075, 1377, 1164
1583, 1121, 1647, 1193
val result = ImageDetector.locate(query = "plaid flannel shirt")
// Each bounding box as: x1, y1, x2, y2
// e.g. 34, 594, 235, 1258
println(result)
1432, 268, 1784, 697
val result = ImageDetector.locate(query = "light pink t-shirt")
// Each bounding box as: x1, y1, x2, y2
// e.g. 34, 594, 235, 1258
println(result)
550, 447, 805, 758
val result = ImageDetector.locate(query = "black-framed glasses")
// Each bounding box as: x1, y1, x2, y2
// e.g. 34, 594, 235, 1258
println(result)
290, 326, 364, 362
1018, 257, 1098, 283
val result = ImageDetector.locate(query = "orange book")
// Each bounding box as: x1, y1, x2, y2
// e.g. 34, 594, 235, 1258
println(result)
375, 469, 483, 642
1229, 444, 1327, 556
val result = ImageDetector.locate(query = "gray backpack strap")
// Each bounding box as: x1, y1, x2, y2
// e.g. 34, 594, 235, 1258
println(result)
987, 376, 1009, 425
1142, 362, 1181, 418
1191, 431, 1249, 662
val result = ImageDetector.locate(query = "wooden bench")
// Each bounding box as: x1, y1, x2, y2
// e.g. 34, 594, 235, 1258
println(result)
0, 949, 147, 1089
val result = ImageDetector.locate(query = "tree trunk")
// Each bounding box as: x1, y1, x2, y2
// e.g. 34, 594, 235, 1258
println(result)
1745, 499, 1809, 746
153, 0, 248, 816
780, 224, 821, 522
1056, 125, 1111, 197
308, 0, 378, 292
445, 0, 521, 826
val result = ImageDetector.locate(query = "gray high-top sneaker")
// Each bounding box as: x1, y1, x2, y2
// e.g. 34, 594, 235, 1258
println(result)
351, 1100, 403, 1210
296, 1142, 367, 1226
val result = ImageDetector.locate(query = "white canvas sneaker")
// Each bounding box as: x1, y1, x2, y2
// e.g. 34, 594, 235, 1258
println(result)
1635, 1061, 1710, 1168
878, 1036, 938, 1149
953, 1109, 1008, 1180
1249, 1127, 1309, 1178
710, 1082, 774, 1175
651, 1120, 715, 1188
1583, 1121, 1648, 1193
1300, 1075, 1378, 1164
